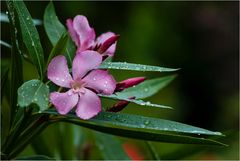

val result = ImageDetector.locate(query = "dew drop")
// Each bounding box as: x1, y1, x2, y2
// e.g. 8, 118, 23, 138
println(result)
61, 79, 65, 82
144, 88, 149, 92
93, 77, 96, 81
31, 42, 34, 46
26, 17, 30, 20
144, 120, 150, 125
56, 77, 59, 81
34, 98, 38, 102
67, 90, 72, 96
6, 11, 9, 15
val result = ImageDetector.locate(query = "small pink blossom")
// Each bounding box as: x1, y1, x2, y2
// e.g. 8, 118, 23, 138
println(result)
66, 15, 118, 57
47, 51, 116, 119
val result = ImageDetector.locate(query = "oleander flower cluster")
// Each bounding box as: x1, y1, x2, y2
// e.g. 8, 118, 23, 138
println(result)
47, 15, 144, 119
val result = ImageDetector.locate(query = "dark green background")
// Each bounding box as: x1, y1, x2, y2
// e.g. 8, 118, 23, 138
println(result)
1, 1, 239, 160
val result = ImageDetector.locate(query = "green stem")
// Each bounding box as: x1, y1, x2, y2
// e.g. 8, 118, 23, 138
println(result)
145, 141, 161, 160
7, 114, 51, 159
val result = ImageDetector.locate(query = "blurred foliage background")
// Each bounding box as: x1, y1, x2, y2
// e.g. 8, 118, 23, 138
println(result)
1, 1, 239, 160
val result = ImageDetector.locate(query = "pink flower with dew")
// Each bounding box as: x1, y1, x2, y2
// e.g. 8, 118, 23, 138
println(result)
47, 50, 116, 119
66, 15, 119, 57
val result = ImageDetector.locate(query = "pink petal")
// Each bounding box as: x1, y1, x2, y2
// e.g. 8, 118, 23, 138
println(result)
75, 88, 101, 120
50, 90, 79, 115
96, 32, 117, 56
82, 69, 116, 95
73, 15, 95, 51
66, 19, 80, 46
72, 50, 102, 80
47, 55, 73, 88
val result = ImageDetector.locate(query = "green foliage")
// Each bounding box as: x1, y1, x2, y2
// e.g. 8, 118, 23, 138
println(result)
46, 32, 69, 68
17, 79, 49, 112
100, 94, 172, 109
44, 109, 224, 146
44, 2, 75, 63
94, 132, 130, 160
100, 62, 179, 72
115, 75, 176, 99
2, 1, 227, 160
8, 0, 45, 79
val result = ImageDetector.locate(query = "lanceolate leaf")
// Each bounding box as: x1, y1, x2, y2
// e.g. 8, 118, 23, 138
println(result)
46, 33, 69, 68
99, 94, 172, 109
115, 75, 176, 99
12, 0, 45, 79
94, 132, 130, 160
6, 0, 23, 122
44, 2, 75, 63
99, 62, 179, 72
44, 109, 225, 146
18, 79, 49, 112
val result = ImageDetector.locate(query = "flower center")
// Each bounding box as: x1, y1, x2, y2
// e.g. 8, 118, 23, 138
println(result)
70, 80, 86, 94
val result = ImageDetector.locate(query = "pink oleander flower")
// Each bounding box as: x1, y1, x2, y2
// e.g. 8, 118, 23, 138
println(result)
66, 15, 119, 57
47, 50, 116, 119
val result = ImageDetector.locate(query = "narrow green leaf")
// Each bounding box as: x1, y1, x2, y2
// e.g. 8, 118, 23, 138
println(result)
18, 79, 49, 112
94, 132, 130, 160
44, 109, 225, 146
6, 0, 23, 122
46, 32, 69, 67
44, 2, 75, 63
116, 75, 176, 99
99, 94, 172, 109
99, 62, 179, 72
1, 61, 9, 92
12, 0, 45, 78
146, 141, 161, 160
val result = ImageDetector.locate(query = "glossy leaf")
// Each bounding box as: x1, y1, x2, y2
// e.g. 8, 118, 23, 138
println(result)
116, 75, 176, 99
18, 79, 49, 112
99, 62, 179, 72
99, 94, 172, 109
44, 2, 75, 63
44, 109, 225, 146
94, 132, 130, 160
46, 32, 69, 67
6, 0, 23, 121
12, 0, 45, 78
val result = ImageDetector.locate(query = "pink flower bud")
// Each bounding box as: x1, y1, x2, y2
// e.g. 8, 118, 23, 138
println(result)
115, 77, 146, 92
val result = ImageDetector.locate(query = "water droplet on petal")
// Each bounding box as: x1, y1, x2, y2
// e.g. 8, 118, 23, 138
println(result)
56, 77, 59, 81
67, 90, 72, 96
93, 77, 96, 81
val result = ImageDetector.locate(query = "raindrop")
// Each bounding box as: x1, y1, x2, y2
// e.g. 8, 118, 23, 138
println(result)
26, 17, 30, 20
144, 88, 149, 92
6, 11, 8, 15
67, 90, 72, 96
31, 42, 34, 46
163, 128, 168, 131
93, 77, 96, 81
61, 79, 65, 82
56, 77, 59, 81
34, 98, 38, 102
144, 120, 150, 125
